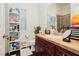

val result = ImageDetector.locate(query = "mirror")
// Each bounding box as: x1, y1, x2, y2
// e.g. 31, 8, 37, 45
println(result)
47, 4, 57, 30
63, 29, 72, 42
56, 3, 71, 32
47, 3, 71, 33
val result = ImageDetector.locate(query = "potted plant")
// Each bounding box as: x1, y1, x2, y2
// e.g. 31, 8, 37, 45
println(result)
34, 26, 41, 34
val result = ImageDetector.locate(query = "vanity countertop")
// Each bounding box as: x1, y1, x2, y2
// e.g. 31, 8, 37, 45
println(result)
36, 34, 79, 55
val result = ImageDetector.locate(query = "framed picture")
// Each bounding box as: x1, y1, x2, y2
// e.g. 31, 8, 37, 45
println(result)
47, 16, 56, 28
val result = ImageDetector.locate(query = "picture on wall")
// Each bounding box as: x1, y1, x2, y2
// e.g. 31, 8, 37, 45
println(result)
47, 16, 56, 28
71, 14, 79, 27
71, 14, 79, 39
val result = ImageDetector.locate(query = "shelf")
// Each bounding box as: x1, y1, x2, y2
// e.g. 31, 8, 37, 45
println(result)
9, 22, 19, 24
9, 12, 19, 16
9, 31, 19, 33
9, 47, 27, 52
9, 21, 19, 24
9, 49, 21, 52
8, 8, 25, 54
9, 39, 20, 43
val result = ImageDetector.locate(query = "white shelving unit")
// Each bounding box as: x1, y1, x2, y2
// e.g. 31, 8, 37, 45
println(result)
6, 7, 27, 56
8, 8, 21, 53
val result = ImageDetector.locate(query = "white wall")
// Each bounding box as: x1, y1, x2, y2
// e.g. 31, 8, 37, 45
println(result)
39, 3, 49, 30
62, 4, 70, 15
39, 3, 57, 30
0, 3, 6, 55
71, 3, 79, 16
56, 4, 63, 15
56, 3, 70, 15
6, 3, 40, 40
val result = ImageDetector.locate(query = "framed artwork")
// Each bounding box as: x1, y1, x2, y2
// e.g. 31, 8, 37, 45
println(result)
71, 13, 79, 39
47, 16, 56, 28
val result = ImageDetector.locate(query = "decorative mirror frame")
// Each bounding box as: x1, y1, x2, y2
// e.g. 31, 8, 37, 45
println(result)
63, 29, 72, 42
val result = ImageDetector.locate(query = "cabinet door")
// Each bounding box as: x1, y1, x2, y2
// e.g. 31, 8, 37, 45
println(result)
35, 37, 42, 53
43, 40, 55, 56
35, 37, 48, 56
56, 46, 78, 56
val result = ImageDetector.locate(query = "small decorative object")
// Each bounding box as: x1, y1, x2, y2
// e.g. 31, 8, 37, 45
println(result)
47, 16, 56, 28
11, 42, 20, 50
16, 33, 19, 39
16, 8, 20, 13
63, 29, 72, 42
45, 28, 50, 34
16, 42, 20, 49
12, 42, 16, 50
34, 26, 41, 34
9, 8, 12, 12
17, 25, 19, 31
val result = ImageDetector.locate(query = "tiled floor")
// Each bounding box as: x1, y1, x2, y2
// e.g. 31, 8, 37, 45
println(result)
21, 46, 35, 56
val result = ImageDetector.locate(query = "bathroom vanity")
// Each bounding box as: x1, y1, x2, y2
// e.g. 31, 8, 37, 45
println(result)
35, 34, 79, 56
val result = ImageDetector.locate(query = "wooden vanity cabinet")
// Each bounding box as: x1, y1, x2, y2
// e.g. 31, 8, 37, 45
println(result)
35, 36, 78, 56
35, 36, 47, 56
35, 36, 56, 56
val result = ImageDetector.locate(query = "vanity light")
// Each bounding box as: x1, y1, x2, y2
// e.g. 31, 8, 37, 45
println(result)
63, 29, 72, 42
